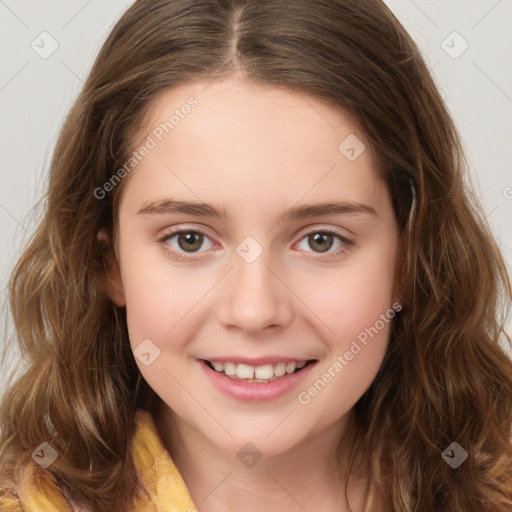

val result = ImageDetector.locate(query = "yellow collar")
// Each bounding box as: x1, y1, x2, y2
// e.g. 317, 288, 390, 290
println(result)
5, 410, 197, 512
131, 409, 197, 511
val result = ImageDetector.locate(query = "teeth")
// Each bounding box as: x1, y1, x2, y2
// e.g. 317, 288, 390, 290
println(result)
274, 362, 286, 377
207, 360, 310, 381
212, 362, 224, 372
254, 364, 274, 380
236, 364, 255, 379
285, 362, 296, 374
224, 362, 236, 376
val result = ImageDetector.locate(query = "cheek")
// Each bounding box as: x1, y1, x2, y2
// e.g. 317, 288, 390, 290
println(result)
292, 240, 396, 409
296, 276, 395, 421
301, 239, 397, 339
119, 232, 208, 346
120, 247, 202, 398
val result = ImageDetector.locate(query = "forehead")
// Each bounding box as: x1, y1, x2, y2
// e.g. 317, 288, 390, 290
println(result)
121, 77, 388, 216
136, 77, 365, 151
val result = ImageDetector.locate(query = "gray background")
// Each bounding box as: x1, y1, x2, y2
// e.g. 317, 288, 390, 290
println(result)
1, 0, 511, 389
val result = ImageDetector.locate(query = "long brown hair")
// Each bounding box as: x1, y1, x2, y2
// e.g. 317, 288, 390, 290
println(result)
1, 0, 512, 510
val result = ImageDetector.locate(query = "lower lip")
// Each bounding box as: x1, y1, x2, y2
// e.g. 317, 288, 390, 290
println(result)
198, 360, 317, 401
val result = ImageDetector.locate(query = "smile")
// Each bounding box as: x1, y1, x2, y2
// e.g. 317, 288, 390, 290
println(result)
203, 359, 314, 382
199, 358, 317, 401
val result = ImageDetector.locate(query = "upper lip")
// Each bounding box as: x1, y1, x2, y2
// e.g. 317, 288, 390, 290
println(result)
200, 356, 315, 366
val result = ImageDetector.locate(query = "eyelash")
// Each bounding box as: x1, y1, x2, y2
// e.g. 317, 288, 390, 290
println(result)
157, 226, 354, 262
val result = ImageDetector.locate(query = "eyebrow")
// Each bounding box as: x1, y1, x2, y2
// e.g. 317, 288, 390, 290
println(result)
137, 198, 378, 223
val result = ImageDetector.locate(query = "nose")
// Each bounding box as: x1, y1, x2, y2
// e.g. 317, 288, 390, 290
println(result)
216, 247, 293, 336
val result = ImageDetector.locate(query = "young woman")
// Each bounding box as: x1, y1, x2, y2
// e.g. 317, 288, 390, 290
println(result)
1, 0, 511, 511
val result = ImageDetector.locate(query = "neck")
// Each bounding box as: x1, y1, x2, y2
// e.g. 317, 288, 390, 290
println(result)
154, 403, 369, 512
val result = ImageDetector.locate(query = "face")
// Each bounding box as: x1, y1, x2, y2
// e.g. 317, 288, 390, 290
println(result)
109, 77, 400, 458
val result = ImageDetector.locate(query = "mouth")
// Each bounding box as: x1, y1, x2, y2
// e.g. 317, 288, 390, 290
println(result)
202, 359, 317, 383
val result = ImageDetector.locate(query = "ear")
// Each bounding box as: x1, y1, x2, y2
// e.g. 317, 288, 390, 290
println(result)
97, 228, 126, 307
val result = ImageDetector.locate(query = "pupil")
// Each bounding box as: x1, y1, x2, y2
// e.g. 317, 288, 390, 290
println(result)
310, 233, 332, 253
179, 232, 202, 252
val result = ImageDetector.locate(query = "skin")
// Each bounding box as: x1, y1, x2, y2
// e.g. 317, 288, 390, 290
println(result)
103, 77, 400, 512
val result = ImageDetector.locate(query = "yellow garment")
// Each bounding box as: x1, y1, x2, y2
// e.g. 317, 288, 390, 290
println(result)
0, 410, 198, 512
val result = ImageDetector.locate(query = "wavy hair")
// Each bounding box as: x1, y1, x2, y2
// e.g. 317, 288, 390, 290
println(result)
1, 0, 512, 510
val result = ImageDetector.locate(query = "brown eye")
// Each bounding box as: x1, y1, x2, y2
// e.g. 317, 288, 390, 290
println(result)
296, 229, 353, 258
159, 228, 215, 260
176, 232, 204, 252
307, 232, 334, 253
